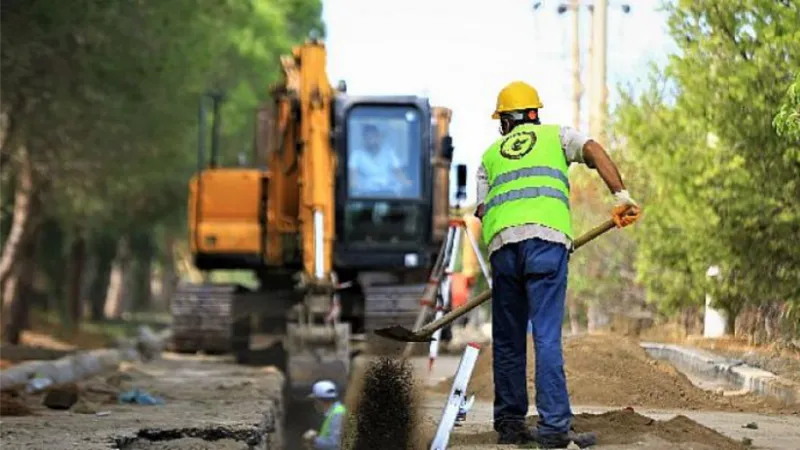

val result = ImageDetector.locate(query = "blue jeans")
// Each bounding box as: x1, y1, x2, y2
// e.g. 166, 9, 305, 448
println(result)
490, 238, 572, 436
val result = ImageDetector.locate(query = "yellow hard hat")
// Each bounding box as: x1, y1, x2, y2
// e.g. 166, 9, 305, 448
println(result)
492, 81, 543, 119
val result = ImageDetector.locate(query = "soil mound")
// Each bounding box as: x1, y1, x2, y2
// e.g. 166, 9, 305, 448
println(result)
0, 390, 33, 416
436, 333, 790, 412
450, 409, 746, 449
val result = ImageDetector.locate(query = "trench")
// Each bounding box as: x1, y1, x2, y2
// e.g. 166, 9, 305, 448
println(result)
113, 426, 263, 449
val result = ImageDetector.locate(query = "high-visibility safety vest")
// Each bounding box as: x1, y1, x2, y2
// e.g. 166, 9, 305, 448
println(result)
480, 124, 572, 245
319, 401, 346, 439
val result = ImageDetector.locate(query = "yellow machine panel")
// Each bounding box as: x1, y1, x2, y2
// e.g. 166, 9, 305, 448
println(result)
189, 168, 268, 256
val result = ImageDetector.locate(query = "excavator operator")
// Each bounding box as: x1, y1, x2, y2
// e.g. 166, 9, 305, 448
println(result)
348, 123, 411, 196
474, 81, 641, 448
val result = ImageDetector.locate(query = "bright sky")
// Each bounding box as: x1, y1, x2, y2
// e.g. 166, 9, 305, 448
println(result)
322, 0, 678, 203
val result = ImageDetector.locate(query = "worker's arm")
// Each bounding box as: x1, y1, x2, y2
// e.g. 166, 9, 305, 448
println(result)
560, 126, 640, 226
581, 140, 625, 193
581, 139, 641, 228
474, 163, 489, 219
313, 412, 343, 450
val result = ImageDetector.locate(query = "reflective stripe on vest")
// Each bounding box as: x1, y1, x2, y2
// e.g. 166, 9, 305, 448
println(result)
480, 124, 572, 245
320, 402, 346, 438
490, 166, 570, 191
484, 185, 570, 214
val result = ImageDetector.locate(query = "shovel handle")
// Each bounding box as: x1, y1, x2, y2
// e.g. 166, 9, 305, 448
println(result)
572, 218, 616, 252
417, 289, 493, 337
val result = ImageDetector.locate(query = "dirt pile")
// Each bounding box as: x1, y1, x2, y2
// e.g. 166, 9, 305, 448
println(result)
0, 390, 33, 416
449, 409, 746, 449
436, 333, 790, 412
343, 357, 426, 450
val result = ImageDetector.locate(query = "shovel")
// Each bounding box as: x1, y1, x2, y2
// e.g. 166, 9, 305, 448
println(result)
374, 217, 622, 343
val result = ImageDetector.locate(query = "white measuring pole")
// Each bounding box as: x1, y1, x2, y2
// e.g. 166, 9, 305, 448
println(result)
430, 343, 481, 450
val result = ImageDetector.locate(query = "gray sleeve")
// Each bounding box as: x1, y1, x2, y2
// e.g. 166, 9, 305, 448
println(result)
476, 163, 489, 204
313, 412, 343, 450
559, 126, 592, 166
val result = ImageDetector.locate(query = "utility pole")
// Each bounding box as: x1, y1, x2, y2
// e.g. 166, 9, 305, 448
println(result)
570, 0, 581, 130
587, 1, 631, 147
589, 0, 608, 147
551, 1, 585, 131
535, 1, 630, 138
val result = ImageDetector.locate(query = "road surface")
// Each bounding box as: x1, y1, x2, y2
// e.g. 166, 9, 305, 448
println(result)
1, 351, 797, 449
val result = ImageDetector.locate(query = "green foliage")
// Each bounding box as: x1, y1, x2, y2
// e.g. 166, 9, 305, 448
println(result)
566, 166, 644, 315
613, 0, 800, 320
1, 0, 323, 242
774, 73, 800, 141
0, 0, 322, 322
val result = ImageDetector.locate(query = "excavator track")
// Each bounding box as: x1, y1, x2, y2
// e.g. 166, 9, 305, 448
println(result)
362, 282, 428, 354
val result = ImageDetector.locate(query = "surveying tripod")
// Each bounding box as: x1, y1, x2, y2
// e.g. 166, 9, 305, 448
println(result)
402, 219, 492, 363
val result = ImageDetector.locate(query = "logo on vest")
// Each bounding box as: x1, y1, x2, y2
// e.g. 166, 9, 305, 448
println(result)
499, 131, 537, 160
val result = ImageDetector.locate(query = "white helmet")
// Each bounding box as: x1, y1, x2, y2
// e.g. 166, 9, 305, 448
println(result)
309, 380, 338, 399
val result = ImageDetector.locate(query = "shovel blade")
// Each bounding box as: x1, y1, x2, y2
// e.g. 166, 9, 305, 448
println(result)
373, 325, 434, 343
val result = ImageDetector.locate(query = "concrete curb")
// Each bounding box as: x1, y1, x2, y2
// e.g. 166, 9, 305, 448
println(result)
641, 342, 799, 406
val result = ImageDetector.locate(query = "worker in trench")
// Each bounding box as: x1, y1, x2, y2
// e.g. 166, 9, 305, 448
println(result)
302, 380, 346, 450
474, 81, 641, 447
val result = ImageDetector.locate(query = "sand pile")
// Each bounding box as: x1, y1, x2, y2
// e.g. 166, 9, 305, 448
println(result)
436, 333, 791, 412
449, 409, 747, 449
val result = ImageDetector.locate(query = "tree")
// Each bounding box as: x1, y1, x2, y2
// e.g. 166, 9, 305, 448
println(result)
612, 0, 800, 336
0, 0, 324, 341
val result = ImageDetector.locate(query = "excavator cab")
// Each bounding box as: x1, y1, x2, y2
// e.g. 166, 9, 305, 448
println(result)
334, 96, 435, 269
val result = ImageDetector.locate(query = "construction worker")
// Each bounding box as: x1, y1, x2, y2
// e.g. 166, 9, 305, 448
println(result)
475, 81, 641, 447
302, 380, 346, 450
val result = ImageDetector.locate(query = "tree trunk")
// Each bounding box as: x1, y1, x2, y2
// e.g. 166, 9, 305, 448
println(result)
725, 307, 738, 338
35, 219, 67, 316
587, 302, 604, 333
1, 226, 39, 344
0, 111, 10, 155
0, 147, 33, 291
87, 234, 117, 321
104, 237, 131, 319
130, 231, 154, 312
158, 236, 178, 310
65, 233, 87, 330
567, 293, 582, 335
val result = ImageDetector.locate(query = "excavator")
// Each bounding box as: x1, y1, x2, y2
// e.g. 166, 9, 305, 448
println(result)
170, 33, 462, 396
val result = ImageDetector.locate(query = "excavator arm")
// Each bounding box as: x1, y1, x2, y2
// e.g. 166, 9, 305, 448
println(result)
271, 42, 336, 288
269, 38, 350, 392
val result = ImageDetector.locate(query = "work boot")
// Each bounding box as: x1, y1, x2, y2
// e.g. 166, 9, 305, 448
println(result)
530, 427, 598, 449
495, 421, 535, 444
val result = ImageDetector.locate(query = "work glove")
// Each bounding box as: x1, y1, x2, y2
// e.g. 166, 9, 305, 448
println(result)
611, 190, 641, 228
